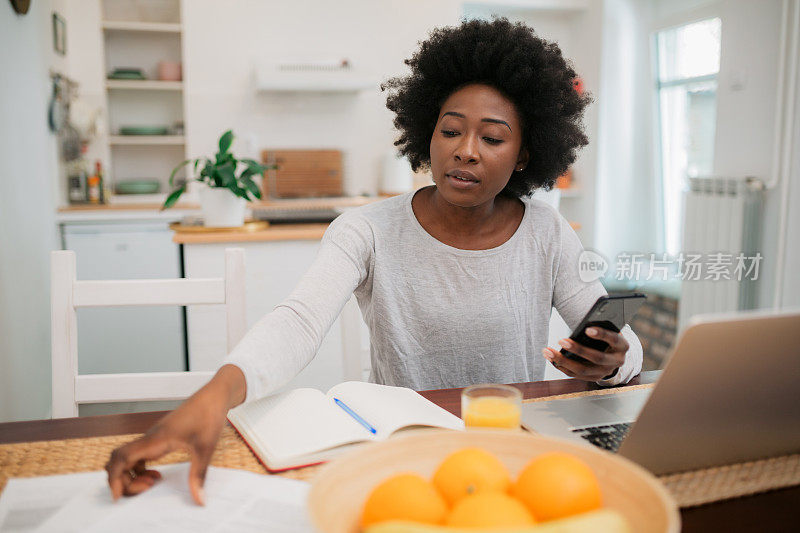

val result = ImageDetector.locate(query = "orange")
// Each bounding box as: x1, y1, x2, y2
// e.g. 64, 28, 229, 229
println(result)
432, 447, 511, 506
446, 491, 535, 528
512, 452, 602, 521
360, 473, 448, 528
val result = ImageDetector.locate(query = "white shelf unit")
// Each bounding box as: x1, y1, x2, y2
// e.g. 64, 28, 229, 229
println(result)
101, 21, 182, 33
109, 135, 185, 146
106, 80, 183, 91
100, 0, 187, 200
106, 192, 170, 205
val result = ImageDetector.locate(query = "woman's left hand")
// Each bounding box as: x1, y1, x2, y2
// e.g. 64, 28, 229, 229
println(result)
541, 326, 629, 382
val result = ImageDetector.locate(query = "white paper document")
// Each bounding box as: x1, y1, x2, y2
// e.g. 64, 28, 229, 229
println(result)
0, 471, 105, 533
0, 464, 313, 533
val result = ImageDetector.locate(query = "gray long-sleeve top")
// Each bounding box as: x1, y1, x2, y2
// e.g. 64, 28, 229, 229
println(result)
225, 191, 642, 402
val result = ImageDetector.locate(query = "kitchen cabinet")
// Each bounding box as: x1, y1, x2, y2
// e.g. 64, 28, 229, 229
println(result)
182, 240, 353, 393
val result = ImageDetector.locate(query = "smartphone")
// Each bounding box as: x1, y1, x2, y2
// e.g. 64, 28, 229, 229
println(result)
560, 293, 646, 364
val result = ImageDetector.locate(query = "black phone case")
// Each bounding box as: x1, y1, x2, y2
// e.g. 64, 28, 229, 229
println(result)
562, 319, 620, 363
560, 294, 645, 365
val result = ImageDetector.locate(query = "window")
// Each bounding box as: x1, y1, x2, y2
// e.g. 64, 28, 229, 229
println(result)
655, 18, 721, 255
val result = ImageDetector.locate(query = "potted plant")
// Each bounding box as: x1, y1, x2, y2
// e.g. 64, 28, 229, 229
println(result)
162, 130, 273, 227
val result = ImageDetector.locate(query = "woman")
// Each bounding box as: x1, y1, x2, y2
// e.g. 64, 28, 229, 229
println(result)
105, 18, 642, 505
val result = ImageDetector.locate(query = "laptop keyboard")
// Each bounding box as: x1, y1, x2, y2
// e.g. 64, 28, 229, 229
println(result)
571, 422, 631, 452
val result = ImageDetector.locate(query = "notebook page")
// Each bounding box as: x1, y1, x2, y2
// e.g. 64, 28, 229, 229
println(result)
228, 388, 375, 462
327, 382, 464, 439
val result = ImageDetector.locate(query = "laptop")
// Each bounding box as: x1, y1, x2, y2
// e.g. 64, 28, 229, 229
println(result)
521, 309, 800, 475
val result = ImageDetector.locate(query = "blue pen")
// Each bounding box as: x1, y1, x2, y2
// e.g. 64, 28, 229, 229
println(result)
333, 397, 377, 434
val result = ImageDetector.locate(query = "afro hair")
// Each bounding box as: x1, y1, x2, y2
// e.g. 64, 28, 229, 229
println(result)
382, 17, 591, 198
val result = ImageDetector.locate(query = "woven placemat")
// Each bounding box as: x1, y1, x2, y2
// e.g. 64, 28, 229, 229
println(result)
659, 454, 800, 507
2, 384, 797, 509
0, 426, 318, 496
522, 382, 655, 404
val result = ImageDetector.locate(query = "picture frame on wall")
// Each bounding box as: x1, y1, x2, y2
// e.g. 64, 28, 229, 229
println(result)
52, 12, 66, 56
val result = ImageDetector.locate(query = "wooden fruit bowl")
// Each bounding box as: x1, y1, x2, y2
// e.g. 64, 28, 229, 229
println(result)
308, 429, 680, 533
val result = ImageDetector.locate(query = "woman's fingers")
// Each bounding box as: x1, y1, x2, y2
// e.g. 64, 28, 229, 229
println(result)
120, 458, 163, 496
558, 338, 608, 365
550, 354, 578, 378
105, 434, 172, 501
547, 348, 590, 377
132, 459, 163, 482
543, 348, 584, 378
124, 471, 160, 496
544, 327, 629, 382
585, 327, 629, 353
188, 444, 216, 506
543, 347, 608, 381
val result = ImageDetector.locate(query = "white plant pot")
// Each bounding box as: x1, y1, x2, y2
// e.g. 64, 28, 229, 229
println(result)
199, 187, 246, 227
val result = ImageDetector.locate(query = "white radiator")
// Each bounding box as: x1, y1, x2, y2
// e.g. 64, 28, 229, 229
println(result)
677, 177, 763, 332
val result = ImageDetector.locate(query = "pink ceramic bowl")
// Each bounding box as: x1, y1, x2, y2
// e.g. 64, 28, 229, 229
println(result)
158, 61, 182, 81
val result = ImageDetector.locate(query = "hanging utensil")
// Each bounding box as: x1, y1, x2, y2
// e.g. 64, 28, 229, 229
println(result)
48, 74, 66, 133
60, 120, 82, 161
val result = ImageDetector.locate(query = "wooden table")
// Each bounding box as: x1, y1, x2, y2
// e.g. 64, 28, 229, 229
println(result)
0, 371, 796, 532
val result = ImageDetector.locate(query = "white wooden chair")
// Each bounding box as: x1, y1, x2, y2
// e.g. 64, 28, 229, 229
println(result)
50, 248, 246, 418
340, 296, 370, 381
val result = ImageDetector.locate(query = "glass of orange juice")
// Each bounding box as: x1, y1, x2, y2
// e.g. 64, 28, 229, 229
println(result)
461, 384, 522, 430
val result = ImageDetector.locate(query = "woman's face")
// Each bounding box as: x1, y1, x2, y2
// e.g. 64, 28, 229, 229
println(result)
429, 83, 528, 208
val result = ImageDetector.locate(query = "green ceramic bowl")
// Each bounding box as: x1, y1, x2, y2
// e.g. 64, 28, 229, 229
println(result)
119, 126, 170, 136
115, 180, 161, 195
108, 68, 146, 80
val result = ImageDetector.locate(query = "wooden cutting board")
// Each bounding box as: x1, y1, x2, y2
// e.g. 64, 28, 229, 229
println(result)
261, 149, 343, 198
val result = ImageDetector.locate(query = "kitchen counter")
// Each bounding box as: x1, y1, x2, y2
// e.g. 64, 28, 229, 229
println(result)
172, 220, 582, 244
57, 196, 379, 226
56, 203, 201, 224
172, 223, 330, 244
60, 195, 580, 232
169, 196, 381, 244
56, 202, 200, 211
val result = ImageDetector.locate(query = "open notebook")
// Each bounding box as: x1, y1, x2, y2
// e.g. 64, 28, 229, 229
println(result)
227, 381, 465, 472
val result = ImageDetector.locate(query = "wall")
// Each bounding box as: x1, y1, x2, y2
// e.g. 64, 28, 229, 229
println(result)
708, 0, 788, 310
53, 0, 459, 201
180, 0, 605, 237
597, 0, 799, 312
565, 0, 605, 248
180, 0, 461, 198
594, 0, 659, 261
649, 0, 797, 310
0, 0, 62, 421
64, 1, 605, 220
62, 0, 607, 212
463, 1, 605, 245
61, 0, 109, 200
784, 67, 800, 308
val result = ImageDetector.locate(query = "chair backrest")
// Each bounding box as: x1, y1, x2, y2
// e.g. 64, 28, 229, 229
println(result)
340, 296, 370, 381
51, 248, 246, 418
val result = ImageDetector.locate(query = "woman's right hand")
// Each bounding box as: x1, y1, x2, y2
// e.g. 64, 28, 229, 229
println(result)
104, 364, 247, 506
